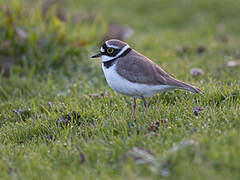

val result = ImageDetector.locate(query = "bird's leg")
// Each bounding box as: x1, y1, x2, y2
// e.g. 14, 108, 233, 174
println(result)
131, 97, 137, 119
141, 96, 148, 112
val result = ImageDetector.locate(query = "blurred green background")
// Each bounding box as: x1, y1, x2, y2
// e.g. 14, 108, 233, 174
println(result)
0, 0, 239, 179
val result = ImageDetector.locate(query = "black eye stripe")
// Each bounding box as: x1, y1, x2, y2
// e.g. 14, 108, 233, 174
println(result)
111, 49, 121, 56
102, 43, 108, 51
101, 43, 121, 57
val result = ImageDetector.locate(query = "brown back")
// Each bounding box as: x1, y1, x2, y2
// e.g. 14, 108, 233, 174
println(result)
116, 49, 202, 93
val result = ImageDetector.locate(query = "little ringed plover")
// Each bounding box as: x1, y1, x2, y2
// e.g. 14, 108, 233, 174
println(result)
91, 39, 202, 118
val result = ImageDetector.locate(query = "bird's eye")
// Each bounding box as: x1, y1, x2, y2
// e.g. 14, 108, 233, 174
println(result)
107, 48, 114, 54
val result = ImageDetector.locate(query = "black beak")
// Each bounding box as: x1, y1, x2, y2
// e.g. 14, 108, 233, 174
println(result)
91, 52, 102, 58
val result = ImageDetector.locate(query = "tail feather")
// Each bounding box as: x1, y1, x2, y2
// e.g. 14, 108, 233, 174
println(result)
163, 75, 203, 94
178, 82, 203, 94
170, 79, 203, 94
182, 85, 203, 94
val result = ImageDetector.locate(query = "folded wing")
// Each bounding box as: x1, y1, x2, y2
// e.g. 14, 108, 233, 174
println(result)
116, 50, 202, 93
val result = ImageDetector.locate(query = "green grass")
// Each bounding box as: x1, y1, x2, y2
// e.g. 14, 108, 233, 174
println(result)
0, 0, 240, 179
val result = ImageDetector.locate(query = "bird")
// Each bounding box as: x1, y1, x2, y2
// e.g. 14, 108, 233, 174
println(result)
91, 39, 202, 118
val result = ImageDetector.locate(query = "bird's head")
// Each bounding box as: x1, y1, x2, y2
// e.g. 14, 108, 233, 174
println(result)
91, 39, 131, 62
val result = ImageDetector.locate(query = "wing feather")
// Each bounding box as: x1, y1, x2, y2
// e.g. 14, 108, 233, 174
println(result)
116, 50, 202, 93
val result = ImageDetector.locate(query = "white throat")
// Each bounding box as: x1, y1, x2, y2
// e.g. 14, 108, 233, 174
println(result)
101, 45, 130, 62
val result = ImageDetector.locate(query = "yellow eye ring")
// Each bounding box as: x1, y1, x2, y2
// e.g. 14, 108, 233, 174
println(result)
107, 48, 114, 54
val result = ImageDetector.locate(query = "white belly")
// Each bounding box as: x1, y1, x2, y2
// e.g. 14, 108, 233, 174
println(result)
102, 64, 173, 97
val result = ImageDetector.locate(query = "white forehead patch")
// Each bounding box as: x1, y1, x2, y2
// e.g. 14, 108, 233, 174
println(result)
100, 47, 105, 52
